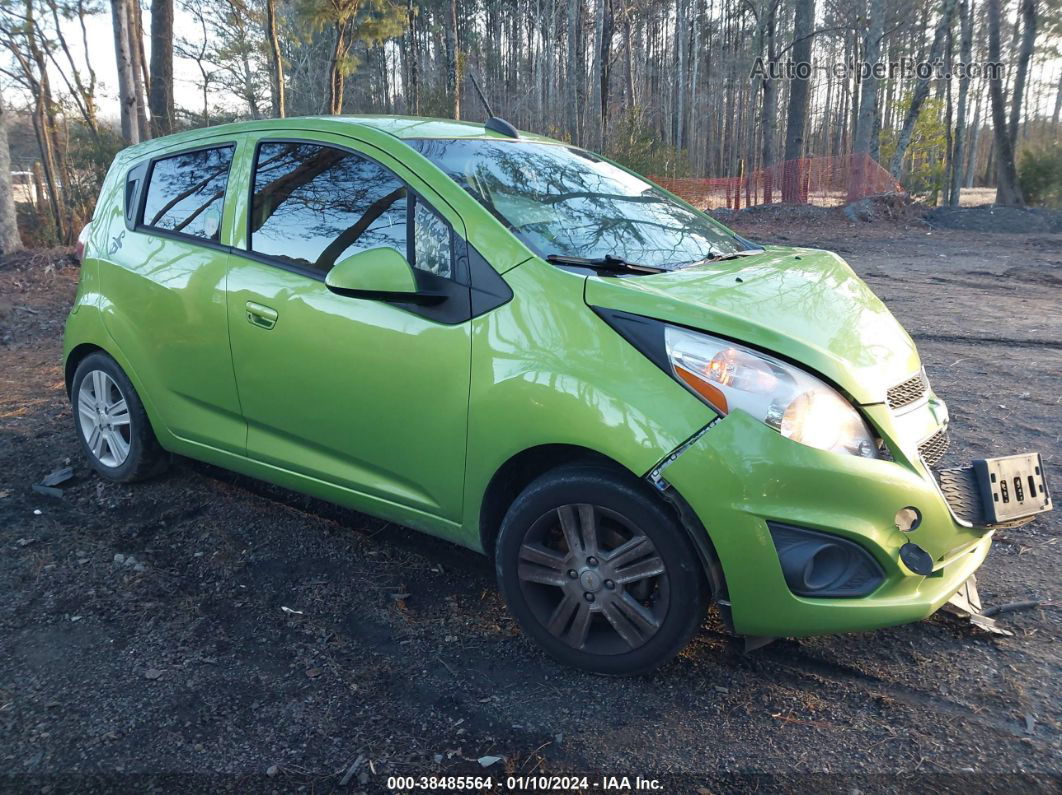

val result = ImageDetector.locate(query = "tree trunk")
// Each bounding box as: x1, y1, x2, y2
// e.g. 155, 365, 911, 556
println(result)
406, 0, 419, 115
623, 5, 635, 109
850, 0, 883, 202
0, 93, 23, 255
782, 0, 813, 202
149, 0, 174, 135
24, 0, 68, 241
111, 0, 139, 144
759, 1, 779, 204
965, 75, 983, 188
128, 0, 151, 140
567, 0, 579, 140
598, 0, 613, 149
949, 0, 973, 206
445, 0, 460, 119
674, 0, 686, 149
265, 0, 286, 118
1052, 70, 1061, 128
1007, 0, 1037, 147
327, 22, 346, 114
888, 0, 959, 179
986, 0, 1023, 206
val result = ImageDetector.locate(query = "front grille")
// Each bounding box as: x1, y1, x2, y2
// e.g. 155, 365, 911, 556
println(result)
936, 466, 985, 525
887, 371, 927, 410
918, 427, 950, 467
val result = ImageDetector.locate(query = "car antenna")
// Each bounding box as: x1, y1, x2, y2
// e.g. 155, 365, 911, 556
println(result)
469, 71, 519, 139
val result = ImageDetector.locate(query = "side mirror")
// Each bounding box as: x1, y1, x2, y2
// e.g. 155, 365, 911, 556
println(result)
324, 247, 444, 304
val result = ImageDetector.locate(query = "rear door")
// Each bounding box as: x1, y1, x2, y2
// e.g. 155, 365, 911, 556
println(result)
101, 140, 246, 453
224, 133, 472, 524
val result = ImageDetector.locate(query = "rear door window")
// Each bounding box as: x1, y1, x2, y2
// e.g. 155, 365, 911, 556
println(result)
141, 145, 235, 242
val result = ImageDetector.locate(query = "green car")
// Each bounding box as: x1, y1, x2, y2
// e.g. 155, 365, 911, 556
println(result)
64, 115, 1052, 674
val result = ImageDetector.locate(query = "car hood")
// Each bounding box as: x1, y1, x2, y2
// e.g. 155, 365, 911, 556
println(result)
584, 246, 920, 405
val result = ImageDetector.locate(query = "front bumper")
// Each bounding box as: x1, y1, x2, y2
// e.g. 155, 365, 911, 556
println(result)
660, 410, 995, 638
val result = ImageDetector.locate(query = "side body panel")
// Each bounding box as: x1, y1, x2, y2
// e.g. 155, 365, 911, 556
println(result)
459, 259, 717, 549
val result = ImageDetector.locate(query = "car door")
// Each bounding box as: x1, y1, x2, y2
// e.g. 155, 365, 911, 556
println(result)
101, 140, 246, 454
225, 134, 472, 524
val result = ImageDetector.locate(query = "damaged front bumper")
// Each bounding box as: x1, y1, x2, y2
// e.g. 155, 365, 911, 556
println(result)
654, 410, 1007, 638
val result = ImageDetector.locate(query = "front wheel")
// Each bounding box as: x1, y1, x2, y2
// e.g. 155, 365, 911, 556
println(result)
71, 352, 169, 482
496, 464, 709, 675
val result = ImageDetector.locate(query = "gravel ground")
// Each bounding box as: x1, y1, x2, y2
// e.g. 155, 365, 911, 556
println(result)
0, 213, 1059, 794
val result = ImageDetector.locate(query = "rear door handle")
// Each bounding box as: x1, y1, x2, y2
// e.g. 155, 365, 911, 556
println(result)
245, 301, 278, 330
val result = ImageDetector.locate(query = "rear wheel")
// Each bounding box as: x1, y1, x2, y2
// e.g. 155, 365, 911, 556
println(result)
71, 352, 169, 482
496, 464, 708, 675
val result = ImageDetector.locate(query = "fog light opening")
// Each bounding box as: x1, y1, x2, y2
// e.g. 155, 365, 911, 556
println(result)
769, 523, 886, 598
895, 506, 922, 532
803, 543, 849, 591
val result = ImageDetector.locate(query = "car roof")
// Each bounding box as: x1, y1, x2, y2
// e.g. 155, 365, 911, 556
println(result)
304, 115, 559, 142
118, 115, 562, 162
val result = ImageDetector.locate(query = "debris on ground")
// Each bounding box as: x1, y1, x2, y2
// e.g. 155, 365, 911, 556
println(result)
940, 576, 1014, 636
31, 467, 74, 499
339, 755, 366, 786
41, 467, 74, 487
982, 600, 1043, 617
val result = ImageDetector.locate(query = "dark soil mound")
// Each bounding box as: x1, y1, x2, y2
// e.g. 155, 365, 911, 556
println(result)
926, 206, 1062, 233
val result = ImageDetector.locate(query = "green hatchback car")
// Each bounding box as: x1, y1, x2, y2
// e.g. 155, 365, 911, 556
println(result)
64, 115, 1052, 674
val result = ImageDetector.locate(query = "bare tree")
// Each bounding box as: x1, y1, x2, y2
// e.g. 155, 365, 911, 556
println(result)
0, 91, 22, 254
598, 0, 613, 148
1008, 0, 1037, 146
265, 0, 285, 117
850, 0, 883, 201
986, 0, 1023, 205
149, 0, 174, 134
445, 0, 459, 118
110, 0, 139, 143
782, 0, 814, 202
949, 0, 973, 206
128, 0, 150, 139
889, 0, 959, 179
566, 0, 578, 140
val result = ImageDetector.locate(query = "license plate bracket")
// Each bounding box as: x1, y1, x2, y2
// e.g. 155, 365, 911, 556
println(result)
973, 453, 1051, 523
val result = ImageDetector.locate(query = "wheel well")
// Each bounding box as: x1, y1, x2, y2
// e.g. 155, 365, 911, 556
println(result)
478, 443, 731, 621
64, 343, 104, 396
479, 444, 622, 557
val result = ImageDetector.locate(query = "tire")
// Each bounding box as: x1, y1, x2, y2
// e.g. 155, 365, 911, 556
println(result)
71, 352, 169, 482
496, 463, 709, 675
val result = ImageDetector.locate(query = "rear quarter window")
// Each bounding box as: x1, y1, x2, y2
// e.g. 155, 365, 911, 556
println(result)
140, 145, 235, 242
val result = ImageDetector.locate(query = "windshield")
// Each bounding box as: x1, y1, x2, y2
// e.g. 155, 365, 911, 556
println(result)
406, 139, 744, 270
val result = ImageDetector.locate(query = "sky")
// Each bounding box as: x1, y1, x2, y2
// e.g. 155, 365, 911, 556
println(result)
53, 9, 226, 120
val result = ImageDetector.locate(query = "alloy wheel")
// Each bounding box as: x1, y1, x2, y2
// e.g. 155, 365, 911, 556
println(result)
516, 503, 670, 655
77, 370, 132, 468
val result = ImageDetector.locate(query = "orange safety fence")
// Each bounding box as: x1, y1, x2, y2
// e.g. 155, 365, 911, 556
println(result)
652, 154, 902, 211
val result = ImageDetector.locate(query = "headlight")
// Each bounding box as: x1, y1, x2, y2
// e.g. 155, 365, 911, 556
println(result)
665, 326, 878, 458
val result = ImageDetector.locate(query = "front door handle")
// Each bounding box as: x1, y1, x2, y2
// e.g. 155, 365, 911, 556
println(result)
246, 301, 278, 330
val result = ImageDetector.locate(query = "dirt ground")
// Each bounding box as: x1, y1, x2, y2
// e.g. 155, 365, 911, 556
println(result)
0, 210, 1059, 794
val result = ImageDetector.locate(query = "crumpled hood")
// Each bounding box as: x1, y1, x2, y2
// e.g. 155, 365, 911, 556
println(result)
584, 246, 920, 405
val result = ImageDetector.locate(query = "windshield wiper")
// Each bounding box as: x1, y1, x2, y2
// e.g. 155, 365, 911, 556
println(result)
545, 253, 665, 275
